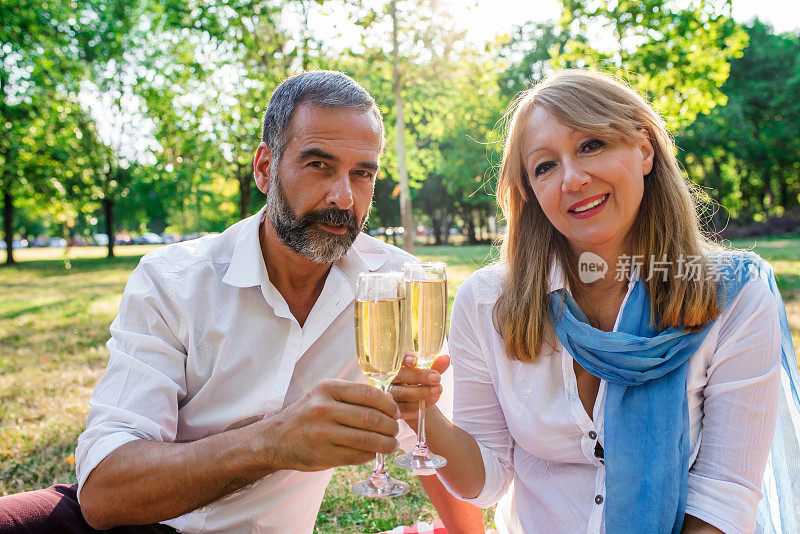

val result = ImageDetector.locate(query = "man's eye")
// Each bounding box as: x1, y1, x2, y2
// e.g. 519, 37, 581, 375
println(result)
580, 139, 605, 153
353, 170, 374, 179
309, 161, 327, 169
534, 161, 555, 177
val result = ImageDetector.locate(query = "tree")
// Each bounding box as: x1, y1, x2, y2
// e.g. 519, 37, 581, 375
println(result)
554, 0, 748, 130
1, 1, 74, 263
497, 20, 583, 98
0, 0, 138, 263
389, 0, 415, 252
78, 54, 153, 258
676, 20, 800, 227
134, 0, 304, 234
211, 0, 298, 220
347, 0, 469, 251
413, 53, 505, 244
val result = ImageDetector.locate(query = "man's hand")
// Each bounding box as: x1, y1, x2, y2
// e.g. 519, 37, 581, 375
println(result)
263, 378, 402, 471
389, 354, 449, 430
81, 378, 403, 529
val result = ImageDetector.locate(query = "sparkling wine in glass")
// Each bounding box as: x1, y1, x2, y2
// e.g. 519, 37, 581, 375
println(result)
394, 261, 448, 470
352, 271, 410, 498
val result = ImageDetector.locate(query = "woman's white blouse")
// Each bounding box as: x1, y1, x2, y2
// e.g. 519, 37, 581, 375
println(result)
443, 263, 781, 534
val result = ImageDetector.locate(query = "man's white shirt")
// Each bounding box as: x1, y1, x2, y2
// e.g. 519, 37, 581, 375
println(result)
74, 207, 443, 533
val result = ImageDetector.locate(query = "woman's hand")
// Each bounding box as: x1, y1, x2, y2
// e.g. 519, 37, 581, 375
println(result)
391, 353, 487, 498
389, 353, 449, 431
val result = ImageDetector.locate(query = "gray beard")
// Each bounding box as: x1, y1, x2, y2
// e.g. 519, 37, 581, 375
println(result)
266, 167, 366, 264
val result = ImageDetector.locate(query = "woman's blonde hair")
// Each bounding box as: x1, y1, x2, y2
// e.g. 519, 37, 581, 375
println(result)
494, 69, 720, 362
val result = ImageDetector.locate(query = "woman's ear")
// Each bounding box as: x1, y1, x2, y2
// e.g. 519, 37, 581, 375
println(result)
638, 129, 655, 176
254, 142, 273, 194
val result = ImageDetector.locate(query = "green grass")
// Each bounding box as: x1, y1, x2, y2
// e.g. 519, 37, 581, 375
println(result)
0, 251, 146, 495
2, 237, 799, 532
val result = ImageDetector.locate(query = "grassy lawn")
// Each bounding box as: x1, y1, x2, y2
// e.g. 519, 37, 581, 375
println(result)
2, 236, 799, 532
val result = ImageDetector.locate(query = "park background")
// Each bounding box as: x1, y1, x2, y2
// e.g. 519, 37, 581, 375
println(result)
2, 0, 800, 531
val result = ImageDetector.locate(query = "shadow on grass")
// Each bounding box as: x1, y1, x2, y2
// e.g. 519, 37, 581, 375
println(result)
1, 255, 144, 275
0, 255, 141, 322
0, 285, 126, 321
3, 298, 91, 321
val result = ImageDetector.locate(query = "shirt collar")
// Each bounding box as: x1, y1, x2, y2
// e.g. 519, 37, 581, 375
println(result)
331, 234, 391, 283
222, 206, 390, 288
548, 257, 567, 293
222, 206, 270, 288
546, 254, 639, 294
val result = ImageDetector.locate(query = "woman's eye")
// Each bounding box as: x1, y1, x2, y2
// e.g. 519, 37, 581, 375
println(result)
580, 139, 605, 153
534, 161, 555, 177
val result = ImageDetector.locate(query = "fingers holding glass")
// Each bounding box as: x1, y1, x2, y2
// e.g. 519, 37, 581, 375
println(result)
388, 381, 444, 420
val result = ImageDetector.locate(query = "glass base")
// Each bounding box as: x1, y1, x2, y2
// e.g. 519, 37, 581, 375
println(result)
352, 474, 410, 498
394, 447, 447, 469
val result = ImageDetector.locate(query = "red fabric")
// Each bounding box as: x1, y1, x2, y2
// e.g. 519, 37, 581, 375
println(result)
376, 519, 449, 533
0, 485, 176, 534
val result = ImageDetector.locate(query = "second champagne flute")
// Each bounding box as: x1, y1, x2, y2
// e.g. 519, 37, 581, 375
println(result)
394, 261, 448, 470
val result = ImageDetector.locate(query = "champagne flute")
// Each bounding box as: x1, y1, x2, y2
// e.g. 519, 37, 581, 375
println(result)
394, 261, 448, 470
352, 271, 410, 498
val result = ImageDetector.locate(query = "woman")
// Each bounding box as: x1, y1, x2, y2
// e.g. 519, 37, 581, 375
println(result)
392, 69, 800, 533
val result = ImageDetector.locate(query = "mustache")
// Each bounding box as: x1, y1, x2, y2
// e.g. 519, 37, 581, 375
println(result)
301, 207, 360, 230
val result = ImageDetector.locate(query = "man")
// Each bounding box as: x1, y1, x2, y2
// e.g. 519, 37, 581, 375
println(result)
0, 71, 483, 533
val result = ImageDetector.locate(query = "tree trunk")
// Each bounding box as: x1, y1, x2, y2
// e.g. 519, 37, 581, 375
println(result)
710, 158, 724, 231
300, 0, 311, 70
432, 209, 443, 245
3, 184, 14, 265
239, 164, 251, 220
103, 197, 115, 259
739, 168, 755, 222
784, 164, 797, 211
777, 165, 789, 212
391, 0, 414, 253
465, 212, 478, 245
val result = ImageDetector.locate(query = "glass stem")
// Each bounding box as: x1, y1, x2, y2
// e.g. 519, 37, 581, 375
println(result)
416, 399, 428, 450
374, 384, 390, 474
373, 451, 386, 477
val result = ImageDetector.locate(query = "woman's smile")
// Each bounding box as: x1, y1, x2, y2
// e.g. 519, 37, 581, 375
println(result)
568, 193, 610, 218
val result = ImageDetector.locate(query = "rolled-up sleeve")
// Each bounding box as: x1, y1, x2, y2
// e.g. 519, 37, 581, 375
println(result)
439, 275, 514, 508
686, 278, 781, 533
75, 257, 188, 499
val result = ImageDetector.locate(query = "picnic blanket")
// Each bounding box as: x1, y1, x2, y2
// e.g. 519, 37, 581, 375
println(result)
376, 520, 447, 534
376, 520, 497, 533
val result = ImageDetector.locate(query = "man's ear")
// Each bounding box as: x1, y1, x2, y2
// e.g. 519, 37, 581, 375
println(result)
254, 142, 273, 194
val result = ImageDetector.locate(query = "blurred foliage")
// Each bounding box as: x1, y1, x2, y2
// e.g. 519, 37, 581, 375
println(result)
555, 0, 749, 130
676, 19, 800, 228
2, 0, 799, 263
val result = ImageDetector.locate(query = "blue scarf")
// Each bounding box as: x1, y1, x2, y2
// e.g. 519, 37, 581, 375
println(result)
550, 252, 797, 533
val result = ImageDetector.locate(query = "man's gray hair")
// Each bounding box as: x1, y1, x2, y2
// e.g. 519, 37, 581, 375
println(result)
261, 71, 383, 162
